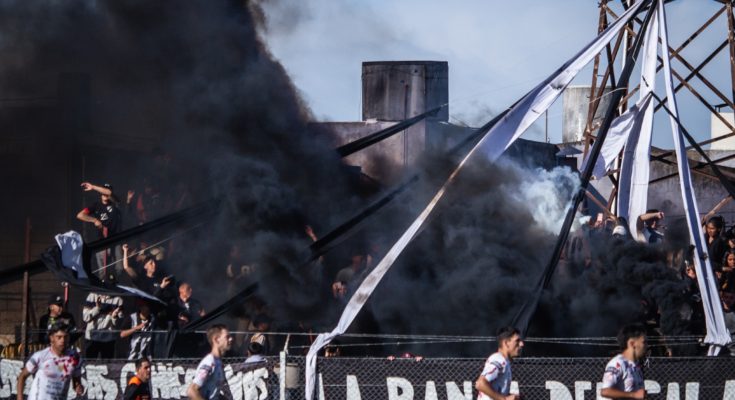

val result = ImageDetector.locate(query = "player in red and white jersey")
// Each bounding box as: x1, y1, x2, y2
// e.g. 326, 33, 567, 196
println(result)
16, 323, 84, 400
601, 323, 647, 399
475, 326, 524, 400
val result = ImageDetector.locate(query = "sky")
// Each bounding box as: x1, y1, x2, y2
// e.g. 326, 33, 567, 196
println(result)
259, 0, 731, 149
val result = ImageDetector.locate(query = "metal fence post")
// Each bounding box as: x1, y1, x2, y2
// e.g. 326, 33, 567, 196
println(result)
279, 351, 286, 400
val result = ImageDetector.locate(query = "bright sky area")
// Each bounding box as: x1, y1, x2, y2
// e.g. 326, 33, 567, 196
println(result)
260, 1, 731, 149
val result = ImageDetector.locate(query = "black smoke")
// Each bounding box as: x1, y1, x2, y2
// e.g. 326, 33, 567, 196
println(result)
0, 0, 364, 324
362, 157, 694, 356
0, 0, 699, 358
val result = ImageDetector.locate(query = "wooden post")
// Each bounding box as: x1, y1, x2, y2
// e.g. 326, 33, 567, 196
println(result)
21, 217, 31, 358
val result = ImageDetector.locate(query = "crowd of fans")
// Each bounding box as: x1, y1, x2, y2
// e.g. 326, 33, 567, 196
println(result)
567, 200, 735, 355
29, 161, 379, 361
30, 161, 279, 361
26, 159, 735, 360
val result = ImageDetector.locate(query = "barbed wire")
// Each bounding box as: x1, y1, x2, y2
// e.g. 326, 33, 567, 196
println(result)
26, 327, 705, 345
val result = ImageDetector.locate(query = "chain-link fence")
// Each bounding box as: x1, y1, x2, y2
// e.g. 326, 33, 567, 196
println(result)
2, 354, 735, 399
294, 355, 735, 399
1, 356, 282, 400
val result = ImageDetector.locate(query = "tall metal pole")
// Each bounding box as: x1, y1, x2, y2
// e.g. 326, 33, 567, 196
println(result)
513, 0, 658, 335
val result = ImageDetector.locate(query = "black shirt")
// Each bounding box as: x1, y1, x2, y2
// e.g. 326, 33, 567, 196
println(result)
177, 297, 204, 325
86, 201, 122, 237
123, 376, 151, 400
37, 312, 76, 344
133, 273, 160, 295
708, 236, 727, 270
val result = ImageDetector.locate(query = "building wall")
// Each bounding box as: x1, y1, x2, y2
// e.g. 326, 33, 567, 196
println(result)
362, 61, 448, 122
562, 86, 613, 143
710, 112, 735, 150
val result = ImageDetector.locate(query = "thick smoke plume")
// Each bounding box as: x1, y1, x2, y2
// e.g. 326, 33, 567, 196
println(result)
365, 157, 693, 356
1, 1, 696, 357
0, 0, 360, 322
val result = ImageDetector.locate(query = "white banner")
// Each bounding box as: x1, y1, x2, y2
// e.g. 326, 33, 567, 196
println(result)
617, 8, 659, 239
582, 93, 652, 180
656, 0, 731, 346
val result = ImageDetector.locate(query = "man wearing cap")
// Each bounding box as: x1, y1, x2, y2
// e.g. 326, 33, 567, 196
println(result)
76, 181, 122, 271
38, 294, 76, 344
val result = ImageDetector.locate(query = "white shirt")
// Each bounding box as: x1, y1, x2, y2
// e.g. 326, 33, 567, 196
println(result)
478, 352, 512, 399
192, 354, 225, 399
82, 292, 123, 341
25, 347, 83, 400
602, 354, 644, 393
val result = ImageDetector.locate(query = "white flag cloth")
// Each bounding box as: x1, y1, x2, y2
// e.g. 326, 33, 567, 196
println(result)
116, 284, 166, 303
54, 231, 88, 280
479, 1, 646, 162
617, 8, 659, 239
303, 3, 647, 399
582, 93, 653, 180
656, 1, 730, 346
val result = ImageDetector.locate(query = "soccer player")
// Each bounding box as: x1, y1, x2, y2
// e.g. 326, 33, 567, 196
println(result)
475, 326, 524, 400
187, 324, 233, 400
16, 323, 84, 400
600, 323, 647, 399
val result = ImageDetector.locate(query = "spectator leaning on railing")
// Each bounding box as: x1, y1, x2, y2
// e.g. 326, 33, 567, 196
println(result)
177, 282, 205, 327
120, 303, 156, 361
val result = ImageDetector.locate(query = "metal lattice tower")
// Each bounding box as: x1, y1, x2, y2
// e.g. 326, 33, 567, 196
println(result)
582, 0, 735, 211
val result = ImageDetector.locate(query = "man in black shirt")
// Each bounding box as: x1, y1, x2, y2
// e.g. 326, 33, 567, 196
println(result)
37, 294, 76, 344
176, 282, 205, 327
122, 244, 174, 297
76, 182, 122, 272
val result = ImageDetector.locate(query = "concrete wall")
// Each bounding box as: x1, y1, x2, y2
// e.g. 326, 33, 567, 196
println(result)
562, 86, 613, 143
710, 112, 735, 150
362, 61, 448, 122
